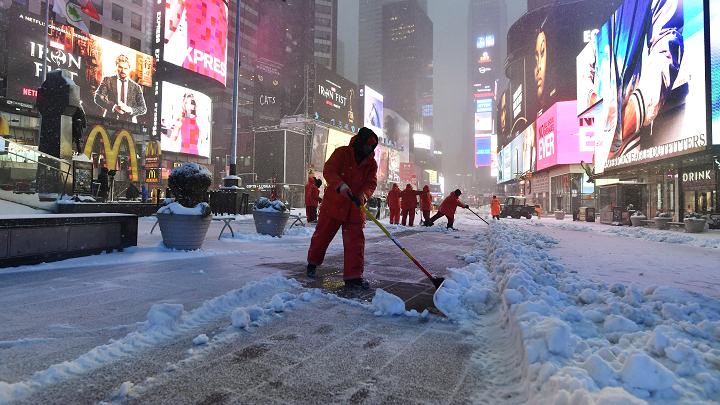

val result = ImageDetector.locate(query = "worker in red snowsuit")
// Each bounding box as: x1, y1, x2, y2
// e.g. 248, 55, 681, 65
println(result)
425, 189, 468, 229
304, 176, 321, 222
419, 185, 433, 225
387, 183, 401, 224
399, 184, 421, 226
306, 127, 379, 289
490, 195, 502, 220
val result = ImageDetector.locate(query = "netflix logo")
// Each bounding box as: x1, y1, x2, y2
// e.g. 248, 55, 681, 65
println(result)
22, 87, 37, 97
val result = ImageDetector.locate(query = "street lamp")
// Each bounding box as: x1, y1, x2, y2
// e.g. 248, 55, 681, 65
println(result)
223, 0, 243, 188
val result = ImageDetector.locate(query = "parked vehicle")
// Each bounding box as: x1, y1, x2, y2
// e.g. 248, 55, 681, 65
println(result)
500, 196, 536, 219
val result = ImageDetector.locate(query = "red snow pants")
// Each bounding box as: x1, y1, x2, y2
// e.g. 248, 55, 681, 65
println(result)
307, 214, 365, 280
389, 207, 400, 224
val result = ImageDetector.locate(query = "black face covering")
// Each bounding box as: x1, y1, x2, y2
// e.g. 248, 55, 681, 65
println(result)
353, 128, 378, 163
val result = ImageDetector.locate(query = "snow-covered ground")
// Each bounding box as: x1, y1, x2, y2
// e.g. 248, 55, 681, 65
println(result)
1, 211, 719, 403
0, 199, 50, 215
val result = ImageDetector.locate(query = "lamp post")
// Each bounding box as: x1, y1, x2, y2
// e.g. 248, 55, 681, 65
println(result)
223, 0, 243, 188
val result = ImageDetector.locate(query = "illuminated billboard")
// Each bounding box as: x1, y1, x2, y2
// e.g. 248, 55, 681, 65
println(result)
163, 0, 229, 85
535, 101, 594, 171
413, 133, 432, 150
712, 1, 720, 144
504, 0, 621, 141
583, 0, 707, 173
324, 128, 353, 162
5, 7, 155, 125
312, 64, 358, 130
475, 136, 491, 167
363, 85, 383, 135
160, 82, 212, 157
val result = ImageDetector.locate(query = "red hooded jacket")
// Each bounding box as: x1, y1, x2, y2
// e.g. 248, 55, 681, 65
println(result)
387, 184, 401, 210
420, 185, 433, 211
439, 193, 466, 217
400, 184, 420, 210
319, 136, 378, 223
304, 177, 320, 207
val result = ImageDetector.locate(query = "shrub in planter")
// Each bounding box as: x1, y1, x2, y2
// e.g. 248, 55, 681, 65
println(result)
654, 212, 672, 230
683, 212, 707, 233
630, 210, 646, 227
157, 163, 213, 249
253, 197, 290, 237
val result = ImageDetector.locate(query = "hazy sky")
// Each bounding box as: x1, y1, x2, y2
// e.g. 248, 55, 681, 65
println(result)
338, 0, 527, 179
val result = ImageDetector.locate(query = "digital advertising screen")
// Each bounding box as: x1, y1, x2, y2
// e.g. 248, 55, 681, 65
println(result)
585, 0, 707, 173
505, 0, 621, 139
496, 145, 512, 184
160, 82, 212, 157
535, 101, 594, 171
312, 64, 358, 130
475, 136, 492, 168
163, 0, 229, 86
5, 6, 155, 125
363, 85, 383, 135
384, 108, 410, 162
324, 128, 353, 162
711, 0, 720, 144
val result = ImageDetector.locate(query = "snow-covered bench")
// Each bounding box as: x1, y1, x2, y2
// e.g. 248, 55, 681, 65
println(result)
0, 213, 137, 268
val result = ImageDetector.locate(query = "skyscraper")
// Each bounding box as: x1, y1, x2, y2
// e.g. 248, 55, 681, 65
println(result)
382, 0, 432, 130
314, 0, 338, 71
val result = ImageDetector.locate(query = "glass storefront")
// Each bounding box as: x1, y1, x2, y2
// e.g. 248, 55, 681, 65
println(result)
681, 166, 718, 217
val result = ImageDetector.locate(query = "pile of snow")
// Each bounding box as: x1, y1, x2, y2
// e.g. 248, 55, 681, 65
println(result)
0, 275, 302, 403
532, 220, 720, 249
157, 201, 210, 216
435, 222, 720, 403
56, 195, 97, 204
371, 289, 406, 316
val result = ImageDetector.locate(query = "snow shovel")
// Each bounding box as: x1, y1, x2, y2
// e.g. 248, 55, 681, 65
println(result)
466, 207, 490, 225
350, 195, 445, 289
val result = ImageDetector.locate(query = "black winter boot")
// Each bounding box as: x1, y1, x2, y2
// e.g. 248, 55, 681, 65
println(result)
344, 278, 370, 290
306, 264, 317, 278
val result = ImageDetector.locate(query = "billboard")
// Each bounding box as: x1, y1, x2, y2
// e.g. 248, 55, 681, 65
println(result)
163, 0, 228, 85
413, 133, 432, 150
536, 101, 594, 171
253, 58, 284, 124
312, 65, 358, 130
160, 82, 212, 157
363, 85, 383, 135
504, 0, 621, 141
583, 0, 707, 173
711, 1, 720, 144
5, 7, 155, 126
475, 136, 491, 167
496, 145, 512, 184
325, 128, 353, 162
384, 108, 410, 162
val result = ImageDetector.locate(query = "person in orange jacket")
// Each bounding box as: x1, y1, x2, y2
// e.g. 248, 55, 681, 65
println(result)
306, 127, 379, 289
399, 184, 421, 226
490, 195, 502, 220
419, 185, 433, 225
387, 183, 401, 225
304, 175, 322, 222
425, 189, 468, 229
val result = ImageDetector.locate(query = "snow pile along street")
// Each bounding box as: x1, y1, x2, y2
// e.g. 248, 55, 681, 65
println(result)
435, 221, 720, 403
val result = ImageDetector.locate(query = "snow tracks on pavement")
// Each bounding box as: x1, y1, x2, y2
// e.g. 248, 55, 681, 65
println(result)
437, 221, 720, 404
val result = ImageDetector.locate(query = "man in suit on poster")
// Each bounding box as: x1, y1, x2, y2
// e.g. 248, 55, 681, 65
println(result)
94, 55, 146, 123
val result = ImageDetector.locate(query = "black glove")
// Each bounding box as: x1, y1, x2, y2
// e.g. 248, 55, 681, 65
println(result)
465, 205, 470, 209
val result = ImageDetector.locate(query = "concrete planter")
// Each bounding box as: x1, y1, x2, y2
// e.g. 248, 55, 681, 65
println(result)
554, 211, 566, 220
684, 218, 706, 233
654, 217, 671, 230
157, 212, 212, 250
630, 216, 646, 227
253, 210, 290, 237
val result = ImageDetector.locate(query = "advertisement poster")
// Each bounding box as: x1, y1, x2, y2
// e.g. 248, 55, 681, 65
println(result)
253, 58, 284, 124
503, 0, 620, 142
711, 0, 720, 144
374, 145, 389, 187
400, 162, 416, 183
496, 145, 512, 184
387, 148, 400, 183
5, 7, 155, 125
163, 0, 228, 85
585, 0, 707, 173
475, 136, 492, 167
324, 128, 353, 162
363, 85, 383, 135
535, 101, 593, 171
312, 65, 358, 129
310, 125, 329, 171
384, 108, 410, 162
160, 82, 212, 157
